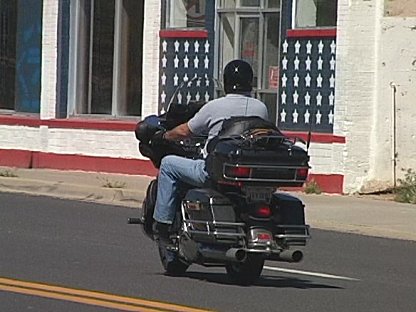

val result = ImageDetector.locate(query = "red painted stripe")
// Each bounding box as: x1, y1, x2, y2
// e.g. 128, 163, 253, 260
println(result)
31, 152, 158, 176
0, 115, 137, 131
0, 115, 42, 127
45, 119, 137, 131
283, 131, 346, 144
0, 149, 33, 167
282, 174, 344, 194
287, 28, 337, 38
159, 29, 208, 38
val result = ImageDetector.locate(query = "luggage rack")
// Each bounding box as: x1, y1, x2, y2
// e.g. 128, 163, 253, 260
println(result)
275, 225, 311, 246
183, 219, 246, 239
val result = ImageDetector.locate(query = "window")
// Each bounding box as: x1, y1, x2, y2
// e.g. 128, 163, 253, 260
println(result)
0, 0, 42, 113
295, 0, 337, 28
217, 1, 281, 123
69, 0, 144, 117
0, 0, 17, 111
164, 0, 207, 28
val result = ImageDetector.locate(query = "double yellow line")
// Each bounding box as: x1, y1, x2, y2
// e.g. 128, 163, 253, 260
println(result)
0, 277, 212, 312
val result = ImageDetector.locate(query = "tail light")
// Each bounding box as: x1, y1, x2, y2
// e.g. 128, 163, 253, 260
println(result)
248, 228, 274, 246
254, 205, 272, 218
225, 166, 252, 178
296, 167, 309, 180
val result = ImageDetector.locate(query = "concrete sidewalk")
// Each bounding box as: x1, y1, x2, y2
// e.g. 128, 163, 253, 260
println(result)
1, 166, 415, 241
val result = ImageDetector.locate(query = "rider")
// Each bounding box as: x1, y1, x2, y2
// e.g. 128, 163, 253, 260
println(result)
153, 59, 269, 240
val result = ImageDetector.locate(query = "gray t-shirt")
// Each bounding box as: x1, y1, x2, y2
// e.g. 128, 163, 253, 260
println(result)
187, 94, 269, 156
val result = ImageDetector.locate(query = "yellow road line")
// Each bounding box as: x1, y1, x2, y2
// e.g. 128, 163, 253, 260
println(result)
0, 277, 212, 312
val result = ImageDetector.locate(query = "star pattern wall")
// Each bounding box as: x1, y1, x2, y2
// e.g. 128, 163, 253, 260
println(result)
278, 37, 336, 133
159, 37, 214, 114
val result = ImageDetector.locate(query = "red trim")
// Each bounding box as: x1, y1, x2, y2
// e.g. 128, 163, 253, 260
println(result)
0, 115, 42, 127
282, 174, 344, 194
0, 149, 33, 167
287, 28, 337, 38
0, 115, 137, 131
283, 131, 346, 144
159, 29, 208, 39
45, 119, 137, 131
0, 149, 158, 176
0, 149, 344, 193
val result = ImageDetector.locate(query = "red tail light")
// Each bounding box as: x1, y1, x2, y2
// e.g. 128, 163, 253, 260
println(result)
296, 167, 309, 180
255, 205, 272, 218
226, 166, 252, 178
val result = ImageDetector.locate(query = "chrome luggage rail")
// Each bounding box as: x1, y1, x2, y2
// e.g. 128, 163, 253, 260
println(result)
183, 219, 246, 239
275, 225, 311, 246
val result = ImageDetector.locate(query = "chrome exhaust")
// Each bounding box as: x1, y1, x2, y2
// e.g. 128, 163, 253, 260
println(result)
199, 247, 247, 263
270, 250, 303, 263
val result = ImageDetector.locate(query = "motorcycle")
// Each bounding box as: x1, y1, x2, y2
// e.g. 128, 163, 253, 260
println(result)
129, 79, 311, 285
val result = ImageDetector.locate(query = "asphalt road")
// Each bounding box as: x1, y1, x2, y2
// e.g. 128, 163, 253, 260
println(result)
0, 192, 415, 312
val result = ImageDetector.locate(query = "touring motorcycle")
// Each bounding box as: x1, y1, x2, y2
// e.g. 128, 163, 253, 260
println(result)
129, 81, 311, 285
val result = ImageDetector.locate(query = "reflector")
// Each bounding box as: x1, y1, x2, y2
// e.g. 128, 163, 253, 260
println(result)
256, 205, 272, 217
296, 167, 309, 179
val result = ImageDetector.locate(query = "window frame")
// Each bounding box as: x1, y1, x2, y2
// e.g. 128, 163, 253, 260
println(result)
216, 0, 281, 122
68, 0, 143, 118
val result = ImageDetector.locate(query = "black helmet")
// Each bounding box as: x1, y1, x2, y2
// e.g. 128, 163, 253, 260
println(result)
223, 59, 253, 94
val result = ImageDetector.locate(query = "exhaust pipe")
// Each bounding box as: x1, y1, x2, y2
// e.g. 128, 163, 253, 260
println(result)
199, 247, 247, 262
271, 250, 303, 263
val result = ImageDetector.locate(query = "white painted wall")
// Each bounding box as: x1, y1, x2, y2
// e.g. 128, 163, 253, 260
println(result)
40, 0, 59, 119
0, 125, 145, 160
334, 0, 383, 193
142, 1, 162, 118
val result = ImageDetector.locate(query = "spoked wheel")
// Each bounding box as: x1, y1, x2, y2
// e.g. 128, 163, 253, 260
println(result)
225, 254, 265, 285
158, 241, 189, 276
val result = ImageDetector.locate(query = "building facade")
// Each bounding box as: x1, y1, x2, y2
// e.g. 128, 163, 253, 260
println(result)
1, 0, 415, 194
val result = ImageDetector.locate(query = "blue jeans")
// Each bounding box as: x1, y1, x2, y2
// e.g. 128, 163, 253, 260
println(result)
153, 155, 209, 224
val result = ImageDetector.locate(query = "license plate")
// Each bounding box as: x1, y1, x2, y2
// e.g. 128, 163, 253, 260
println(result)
245, 187, 274, 202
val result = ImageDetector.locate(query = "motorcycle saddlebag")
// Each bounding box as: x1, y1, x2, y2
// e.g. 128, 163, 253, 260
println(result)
182, 188, 240, 244
271, 192, 309, 246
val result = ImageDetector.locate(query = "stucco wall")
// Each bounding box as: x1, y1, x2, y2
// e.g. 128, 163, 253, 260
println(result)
336, 0, 416, 193
385, 0, 416, 17
370, 17, 416, 190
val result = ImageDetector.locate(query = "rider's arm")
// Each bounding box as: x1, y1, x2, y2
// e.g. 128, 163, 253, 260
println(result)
163, 122, 193, 141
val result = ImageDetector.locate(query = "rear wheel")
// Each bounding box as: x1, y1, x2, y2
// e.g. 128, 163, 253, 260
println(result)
141, 179, 158, 239
225, 254, 264, 285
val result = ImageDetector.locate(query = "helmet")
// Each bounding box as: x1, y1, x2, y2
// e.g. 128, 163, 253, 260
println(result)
223, 59, 253, 94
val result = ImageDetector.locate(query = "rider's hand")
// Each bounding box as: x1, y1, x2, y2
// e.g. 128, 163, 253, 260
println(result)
150, 130, 167, 146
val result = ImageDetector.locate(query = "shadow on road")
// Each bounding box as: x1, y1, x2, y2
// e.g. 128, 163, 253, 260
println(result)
181, 271, 344, 289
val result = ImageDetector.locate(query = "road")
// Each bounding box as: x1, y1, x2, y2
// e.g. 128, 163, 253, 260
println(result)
0, 192, 415, 312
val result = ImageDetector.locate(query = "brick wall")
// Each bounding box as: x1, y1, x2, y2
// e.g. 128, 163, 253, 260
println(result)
40, 0, 59, 119
142, 1, 161, 118
335, 0, 383, 193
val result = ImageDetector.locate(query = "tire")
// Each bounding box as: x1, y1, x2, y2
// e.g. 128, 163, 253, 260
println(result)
141, 179, 158, 239
225, 255, 265, 285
